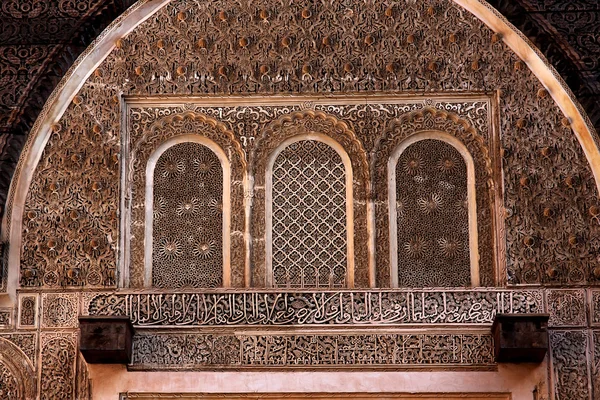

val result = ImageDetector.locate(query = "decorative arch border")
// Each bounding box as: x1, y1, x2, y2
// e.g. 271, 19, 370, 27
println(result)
145, 135, 232, 288
373, 107, 499, 287
2, 0, 599, 297
127, 111, 246, 288
0, 338, 37, 399
388, 131, 480, 288
265, 133, 355, 288
252, 110, 370, 287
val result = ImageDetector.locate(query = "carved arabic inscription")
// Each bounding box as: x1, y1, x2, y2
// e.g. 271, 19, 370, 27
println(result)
85, 290, 542, 327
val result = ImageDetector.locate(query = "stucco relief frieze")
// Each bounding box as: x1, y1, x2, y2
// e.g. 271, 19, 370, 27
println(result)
83, 289, 543, 327
19, 0, 600, 289
131, 331, 495, 369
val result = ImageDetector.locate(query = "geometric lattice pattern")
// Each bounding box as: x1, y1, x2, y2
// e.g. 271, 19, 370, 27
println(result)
152, 142, 223, 288
271, 140, 347, 288
396, 139, 471, 287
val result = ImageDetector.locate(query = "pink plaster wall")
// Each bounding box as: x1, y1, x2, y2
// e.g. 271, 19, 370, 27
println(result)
89, 362, 549, 400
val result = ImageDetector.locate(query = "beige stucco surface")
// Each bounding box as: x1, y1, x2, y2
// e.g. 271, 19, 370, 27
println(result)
90, 362, 547, 400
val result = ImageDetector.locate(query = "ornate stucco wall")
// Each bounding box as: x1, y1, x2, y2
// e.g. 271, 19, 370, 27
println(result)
0, 0, 599, 399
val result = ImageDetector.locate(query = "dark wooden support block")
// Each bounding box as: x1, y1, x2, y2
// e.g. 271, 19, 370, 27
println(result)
79, 316, 134, 364
492, 313, 549, 363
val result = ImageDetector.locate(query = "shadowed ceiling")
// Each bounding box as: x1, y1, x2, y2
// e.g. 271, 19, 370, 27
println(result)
0, 0, 598, 226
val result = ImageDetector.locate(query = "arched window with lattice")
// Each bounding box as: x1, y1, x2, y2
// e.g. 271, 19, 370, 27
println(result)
146, 137, 231, 288
266, 135, 354, 288
389, 133, 479, 288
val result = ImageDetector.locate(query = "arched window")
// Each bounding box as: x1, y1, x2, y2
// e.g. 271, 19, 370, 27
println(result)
145, 137, 230, 288
389, 133, 479, 287
266, 136, 354, 288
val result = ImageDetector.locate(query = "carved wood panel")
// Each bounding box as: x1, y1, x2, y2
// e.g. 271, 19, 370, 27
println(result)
152, 142, 224, 288
395, 139, 470, 287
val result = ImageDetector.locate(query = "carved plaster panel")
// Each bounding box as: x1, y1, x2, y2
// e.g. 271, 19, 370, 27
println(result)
591, 290, 600, 326
547, 289, 587, 327
75, 353, 91, 400
83, 289, 543, 327
40, 332, 77, 400
0, 308, 11, 329
41, 293, 79, 329
0, 337, 37, 400
593, 331, 600, 400
19, 0, 600, 289
0, 361, 18, 399
17, 293, 38, 329
0, 333, 36, 363
550, 330, 591, 400
131, 331, 494, 370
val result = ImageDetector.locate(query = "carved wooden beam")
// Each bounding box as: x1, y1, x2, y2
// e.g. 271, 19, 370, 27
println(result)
79, 316, 134, 364
492, 313, 549, 363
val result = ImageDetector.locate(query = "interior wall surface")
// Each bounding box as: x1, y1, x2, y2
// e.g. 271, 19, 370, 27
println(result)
89, 365, 547, 400
0, 0, 598, 399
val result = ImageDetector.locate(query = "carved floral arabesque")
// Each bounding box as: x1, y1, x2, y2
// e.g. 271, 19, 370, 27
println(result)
40, 333, 76, 400
0, 337, 37, 400
41, 292, 78, 328
21, 79, 120, 288
0, 309, 10, 326
551, 330, 590, 400
83, 289, 543, 327
131, 331, 494, 369
0, 361, 18, 399
75, 353, 91, 400
593, 290, 600, 325
0, 334, 36, 362
593, 331, 600, 399
20, 0, 600, 288
19, 296, 36, 327
547, 289, 587, 327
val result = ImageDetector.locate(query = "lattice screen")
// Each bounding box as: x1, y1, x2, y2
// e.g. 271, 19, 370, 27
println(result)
271, 140, 347, 288
152, 142, 223, 288
396, 139, 471, 287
